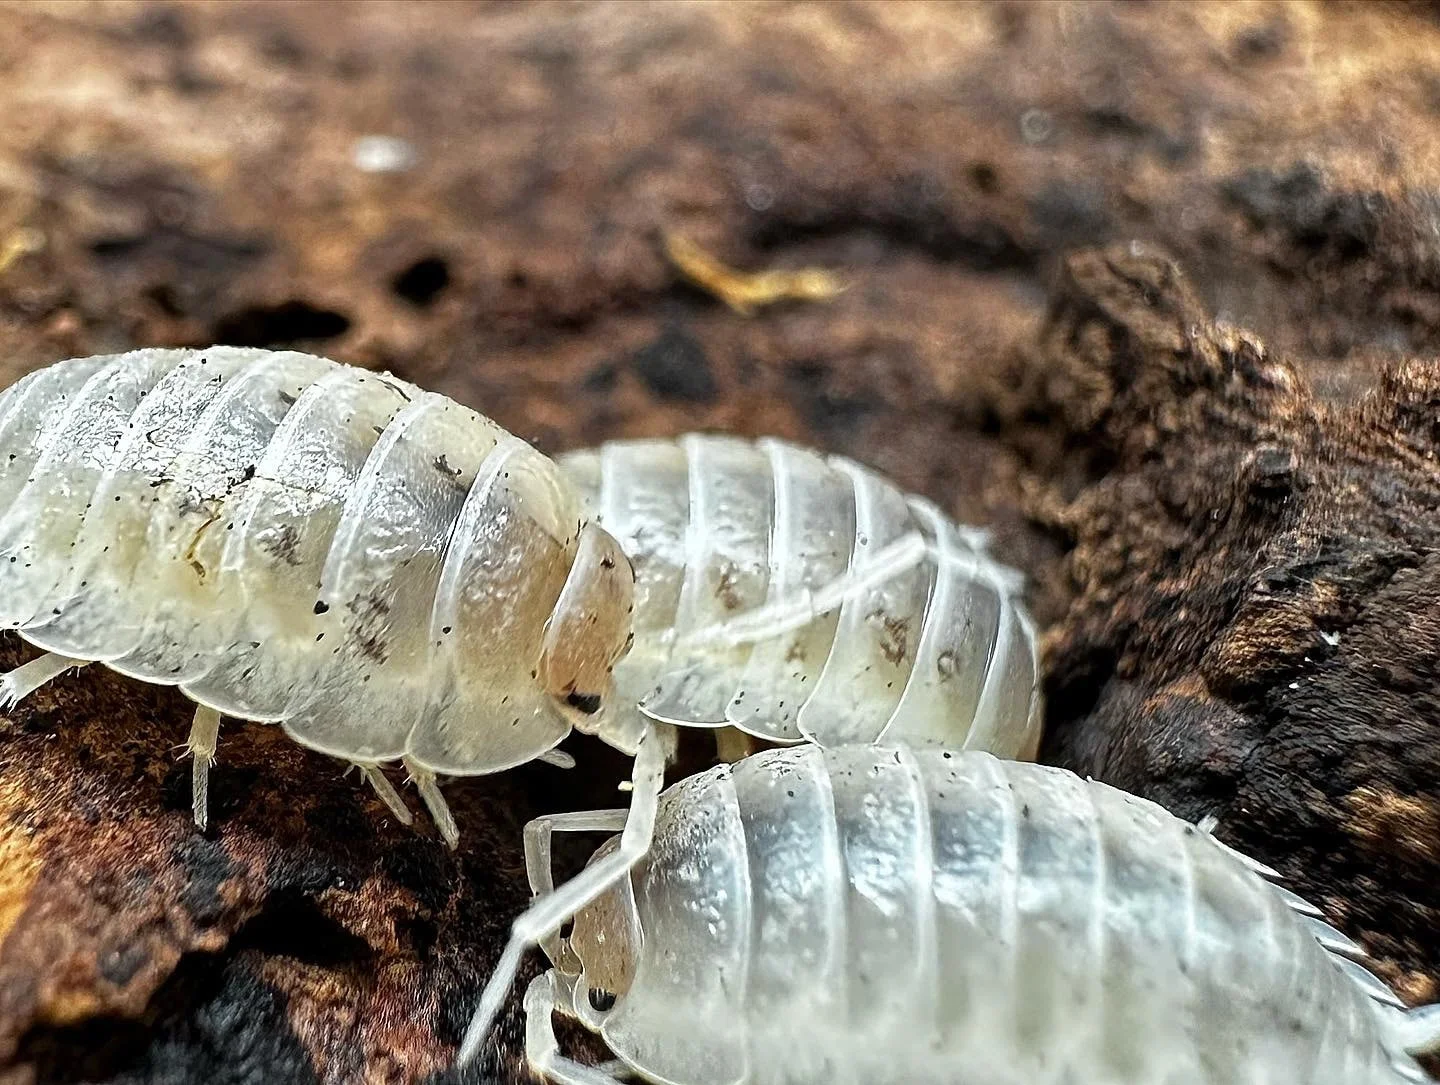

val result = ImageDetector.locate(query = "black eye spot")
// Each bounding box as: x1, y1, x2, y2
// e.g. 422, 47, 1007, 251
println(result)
588, 988, 616, 1012
566, 691, 602, 715
391, 256, 451, 307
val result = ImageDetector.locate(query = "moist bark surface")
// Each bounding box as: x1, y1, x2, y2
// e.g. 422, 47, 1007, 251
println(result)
0, 2, 1438, 1081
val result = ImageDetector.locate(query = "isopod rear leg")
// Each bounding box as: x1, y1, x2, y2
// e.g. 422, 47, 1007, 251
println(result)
456, 724, 666, 1068
187, 704, 221, 831
0, 652, 89, 710
523, 971, 631, 1085
354, 762, 413, 826
403, 756, 459, 849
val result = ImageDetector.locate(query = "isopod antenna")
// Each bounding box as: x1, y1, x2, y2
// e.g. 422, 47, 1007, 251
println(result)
456, 721, 668, 1066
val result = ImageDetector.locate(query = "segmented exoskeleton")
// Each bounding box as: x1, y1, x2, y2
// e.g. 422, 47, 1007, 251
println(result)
0, 352, 1057, 1066
467, 435, 1045, 1047
559, 435, 1041, 758
0, 348, 636, 844
467, 744, 1440, 1084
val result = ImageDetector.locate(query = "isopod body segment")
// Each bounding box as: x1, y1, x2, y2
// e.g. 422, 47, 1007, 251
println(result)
0, 347, 636, 842
495, 744, 1440, 1085
559, 435, 1042, 758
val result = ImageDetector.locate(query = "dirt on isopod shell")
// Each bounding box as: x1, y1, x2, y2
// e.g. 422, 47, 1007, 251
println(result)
0, 2, 1438, 1082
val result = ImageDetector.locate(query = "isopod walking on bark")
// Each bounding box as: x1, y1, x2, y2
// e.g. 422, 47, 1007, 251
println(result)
0, 351, 1026, 839
0, 349, 1048, 1059
0, 346, 643, 845
465, 432, 1044, 1047
465, 744, 1440, 1084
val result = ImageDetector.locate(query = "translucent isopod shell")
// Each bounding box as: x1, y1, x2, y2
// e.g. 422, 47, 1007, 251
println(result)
0, 347, 635, 843
530, 745, 1437, 1085
560, 435, 1043, 758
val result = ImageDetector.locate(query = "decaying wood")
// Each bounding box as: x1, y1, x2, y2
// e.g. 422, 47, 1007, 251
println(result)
1, 1, 1440, 1082
1013, 243, 1440, 1021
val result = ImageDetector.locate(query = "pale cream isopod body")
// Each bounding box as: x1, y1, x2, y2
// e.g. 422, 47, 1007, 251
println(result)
559, 435, 1042, 758
0, 348, 635, 843
490, 744, 1440, 1085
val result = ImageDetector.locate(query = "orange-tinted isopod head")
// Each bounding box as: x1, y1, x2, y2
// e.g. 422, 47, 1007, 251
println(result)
564, 836, 642, 1029
539, 521, 636, 742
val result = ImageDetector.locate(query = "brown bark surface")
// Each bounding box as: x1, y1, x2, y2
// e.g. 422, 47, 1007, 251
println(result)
0, 2, 1438, 1082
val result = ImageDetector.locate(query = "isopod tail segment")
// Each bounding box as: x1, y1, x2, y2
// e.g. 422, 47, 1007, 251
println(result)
1197, 815, 1440, 1069
456, 721, 667, 1069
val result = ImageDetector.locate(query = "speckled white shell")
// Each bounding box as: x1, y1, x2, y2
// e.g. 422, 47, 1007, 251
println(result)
0, 347, 620, 775
560, 436, 1042, 758
577, 745, 1427, 1085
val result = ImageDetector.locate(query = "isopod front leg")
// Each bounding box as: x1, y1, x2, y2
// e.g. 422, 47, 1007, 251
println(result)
456, 724, 667, 1068
354, 762, 414, 826
187, 704, 221, 831
523, 971, 631, 1085
403, 756, 459, 849
0, 652, 90, 711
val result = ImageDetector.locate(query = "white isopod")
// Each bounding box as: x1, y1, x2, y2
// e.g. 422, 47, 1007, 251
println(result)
0, 350, 1038, 854
0, 346, 637, 845
464, 743, 1440, 1084
558, 435, 1042, 759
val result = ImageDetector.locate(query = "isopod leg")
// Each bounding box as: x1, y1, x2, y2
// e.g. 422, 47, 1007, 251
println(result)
523, 971, 631, 1085
403, 757, 459, 849
187, 704, 221, 831
0, 652, 89, 710
456, 724, 666, 1068
538, 748, 577, 770
523, 807, 629, 966
355, 762, 414, 826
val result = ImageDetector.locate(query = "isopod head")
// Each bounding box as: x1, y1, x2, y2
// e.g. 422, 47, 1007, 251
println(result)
563, 837, 642, 1027
538, 523, 637, 743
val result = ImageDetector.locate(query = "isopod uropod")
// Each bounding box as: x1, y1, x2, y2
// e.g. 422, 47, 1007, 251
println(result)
0, 347, 636, 844
470, 743, 1440, 1084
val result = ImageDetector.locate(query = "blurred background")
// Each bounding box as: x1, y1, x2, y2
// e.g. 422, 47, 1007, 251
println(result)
3, 2, 1440, 1082
7, 1, 1438, 556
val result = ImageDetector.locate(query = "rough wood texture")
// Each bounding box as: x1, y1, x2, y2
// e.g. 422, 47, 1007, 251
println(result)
1007, 245, 1440, 1021
0, 2, 1438, 1082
